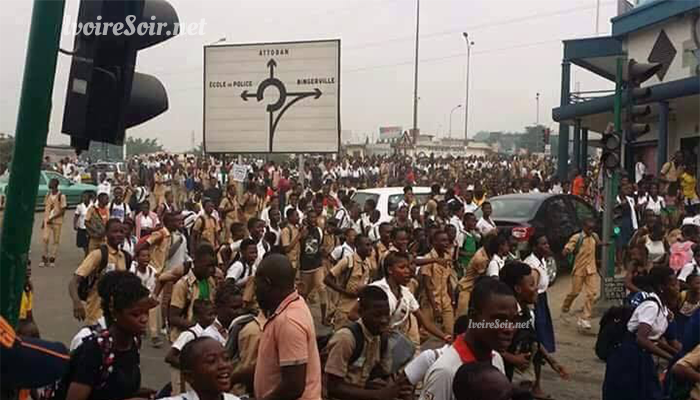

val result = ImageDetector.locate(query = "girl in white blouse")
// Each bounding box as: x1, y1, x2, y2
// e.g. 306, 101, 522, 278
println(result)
602, 266, 680, 400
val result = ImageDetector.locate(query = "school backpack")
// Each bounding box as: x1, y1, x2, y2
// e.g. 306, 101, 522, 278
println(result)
317, 321, 367, 368
78, 245, 132, 301
595, 294, 661, 361
224, 313, 257, 363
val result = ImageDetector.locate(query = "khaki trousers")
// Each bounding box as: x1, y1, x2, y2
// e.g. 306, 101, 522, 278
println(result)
43, 223, 62, 259
561, 272, 600, 320
421, 295, 455, 338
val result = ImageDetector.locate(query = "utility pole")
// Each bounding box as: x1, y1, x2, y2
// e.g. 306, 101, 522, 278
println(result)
0, 0, 66, 326
449, 104, 462, 138
412, 0, 420, 134
536, 92, 540, 125
462, 33, 474, 142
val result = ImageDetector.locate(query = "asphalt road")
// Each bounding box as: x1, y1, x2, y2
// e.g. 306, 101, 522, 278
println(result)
27, 210, 605, 399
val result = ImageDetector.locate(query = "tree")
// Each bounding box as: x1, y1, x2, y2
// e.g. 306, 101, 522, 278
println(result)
0, 134, 15, 169
126, 137, 164, 156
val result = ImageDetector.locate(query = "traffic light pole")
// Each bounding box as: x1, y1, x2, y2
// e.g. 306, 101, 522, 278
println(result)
0, 0, 66, 326
601, 57, 624, 300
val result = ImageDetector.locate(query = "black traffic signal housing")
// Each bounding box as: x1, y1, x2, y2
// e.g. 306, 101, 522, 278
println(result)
624, 59, 662, 143
62, 0, 179, 152
601, 126, 621, 171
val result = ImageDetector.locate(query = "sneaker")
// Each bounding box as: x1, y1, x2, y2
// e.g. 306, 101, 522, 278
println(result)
151, 336, 163, 348
560, 310, 572, 324
39, 257, 47, 268
49, 258, 56, 268
577, 318, 592, 330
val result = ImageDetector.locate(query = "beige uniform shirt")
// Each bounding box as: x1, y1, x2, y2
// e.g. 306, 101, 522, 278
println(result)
146, 227, 171, 273
281, 225, 301, 267
193, 214, 220, 248
330, 253, 372, 313
421, 249, 453, 306
75, 244, 127, 324
44, 192, 67, 225
565, 232, 599, 276
676, 344, 700, 400
324, 321, 386, 389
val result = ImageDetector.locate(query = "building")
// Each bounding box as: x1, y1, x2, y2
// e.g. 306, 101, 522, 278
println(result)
552, 0, 699, 179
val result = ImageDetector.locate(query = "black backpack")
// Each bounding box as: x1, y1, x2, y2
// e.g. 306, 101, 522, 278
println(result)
224, 313, 257, 362
595, 296, 661, 361
78, 245, 132, 301
318, 321, 366, 368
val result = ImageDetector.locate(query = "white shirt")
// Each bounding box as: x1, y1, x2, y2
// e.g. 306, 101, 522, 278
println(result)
97, 181, 111, 197
463, 202, 478, 214
202, 319, 229, 346
476, 217, 497, 236
645, 196, 665, 215
486, 254, 506, 277
129, 262, 157, 293
166, 231, 191, 271
678, 260, 700, 282
627, 293, 669, 340
75, 203, 89, 229
449, 216, 466, 248
635, 161, 646, 183
419, 345, 505, 400
171, 324, 205, 351
370, 278, 419, 329
226, 259, 257, 287
69, 317, 107, 351
161, 390, 240, 400
109, 202, 131, 222
404, 345, 449, 385
331, 243, 354, 262
524, 253, 549, 293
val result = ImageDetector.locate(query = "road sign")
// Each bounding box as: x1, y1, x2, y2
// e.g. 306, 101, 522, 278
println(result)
231, 164, 247, 182
204, 39, 340, 153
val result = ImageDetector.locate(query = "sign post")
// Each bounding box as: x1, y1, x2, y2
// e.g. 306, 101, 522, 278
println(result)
0, 0, 66, 326
203, 40, 340, 154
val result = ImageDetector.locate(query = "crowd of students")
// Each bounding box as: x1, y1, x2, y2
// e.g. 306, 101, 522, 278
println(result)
8, 150, 700, 400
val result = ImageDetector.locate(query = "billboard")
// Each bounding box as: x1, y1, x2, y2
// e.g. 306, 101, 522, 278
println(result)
379, 126, 403, 140
204, 39, 340, 153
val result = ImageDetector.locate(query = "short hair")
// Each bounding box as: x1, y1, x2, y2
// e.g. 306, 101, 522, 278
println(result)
355, 233, 370, 245
452, 362, 502, 400
285, 208, 298, 219
499, 260, 533, 293
240, 238, 257, 252
486, 233, 508, 257
247, 217, 262, 231
230, 222, 245, 235
192, 299, 212, 316
105, 218, 123, 232
391, 227, 410, 240
194, 243, 216, 261
468, 276, 514, 318
403, 185, 413, 194
180, 337, 216, 371
646, 266, 676, 293
364, 198, 377, 209
359, 286, 388, 308
98, 271, 149, 326
214, 279, 242, 306
528, 231, 547, 248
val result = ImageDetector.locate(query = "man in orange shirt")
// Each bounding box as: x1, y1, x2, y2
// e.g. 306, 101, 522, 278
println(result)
572, 169, 585, 197
254, 254, 322, 400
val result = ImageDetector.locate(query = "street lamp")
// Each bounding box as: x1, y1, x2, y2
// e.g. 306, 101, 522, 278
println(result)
462, 33, 474, 142
449, 104, 462, 138
536, 92, 540, 125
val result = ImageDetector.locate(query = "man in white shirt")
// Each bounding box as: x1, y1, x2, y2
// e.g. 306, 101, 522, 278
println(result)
635, 157, 647, 183
419, 278, 517, 400
108, 187, 132, 222
202, 280, 245, 346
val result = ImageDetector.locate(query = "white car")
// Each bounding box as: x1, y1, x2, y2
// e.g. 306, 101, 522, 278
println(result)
351, 187, 433, 223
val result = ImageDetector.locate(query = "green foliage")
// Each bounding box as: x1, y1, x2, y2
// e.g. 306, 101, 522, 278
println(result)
126, 137, 164, 156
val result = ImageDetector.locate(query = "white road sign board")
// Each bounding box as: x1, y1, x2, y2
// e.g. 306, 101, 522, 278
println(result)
204, 39, 340, 153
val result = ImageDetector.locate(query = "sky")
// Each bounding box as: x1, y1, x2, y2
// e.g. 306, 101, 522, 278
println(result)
0, 0, 618, 152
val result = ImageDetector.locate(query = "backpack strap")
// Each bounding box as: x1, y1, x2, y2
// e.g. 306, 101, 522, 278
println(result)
347, 322, 365, 365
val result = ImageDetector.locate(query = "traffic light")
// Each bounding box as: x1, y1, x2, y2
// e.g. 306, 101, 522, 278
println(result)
62, 0, 179, 152
623, 59, 662, 143
601, 123, 621, 171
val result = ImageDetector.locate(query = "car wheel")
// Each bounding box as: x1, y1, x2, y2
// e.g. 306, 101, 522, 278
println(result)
546, 256, 558, 286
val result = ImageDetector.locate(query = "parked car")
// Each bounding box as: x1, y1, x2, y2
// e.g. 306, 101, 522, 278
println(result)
0, 170, 98, 210
83, 162, 125, 184
474, 193, 599, 285
351, 187, 433, 223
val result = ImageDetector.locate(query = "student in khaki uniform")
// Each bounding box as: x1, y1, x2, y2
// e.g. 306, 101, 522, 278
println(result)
153, 166, 169, 208
281, 209, 303, 271
561, 217, 600, 331
68, 219, 128, 325
456, 244, 491, 317
671, 344, 700, 400
41, 178, 67, 268
240, 181, 260, 223
420, 230, 456, 336
218, 184, 240, 242
146, 212, 180, 274
374, 223, 393, 268
325, 235, 374, 329
324, 286, 413, 400
192, 199, 221, 251
229, 312, 267, 397
169, 244, 218, 342
85, 192, 110, 252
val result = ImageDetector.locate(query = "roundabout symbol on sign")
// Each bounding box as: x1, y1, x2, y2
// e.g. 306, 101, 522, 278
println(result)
240, 58, 323, 151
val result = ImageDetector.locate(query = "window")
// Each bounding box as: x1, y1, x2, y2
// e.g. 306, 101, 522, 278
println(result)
388, 194, 403, 215
474, 198, 540, 220
350, 192, 379, 210
44, 172, 70, 186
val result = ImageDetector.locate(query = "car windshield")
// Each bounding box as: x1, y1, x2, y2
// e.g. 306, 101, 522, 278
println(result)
351, 192, 379, 210
474, 198, 540, 220
44, 171, 70, 186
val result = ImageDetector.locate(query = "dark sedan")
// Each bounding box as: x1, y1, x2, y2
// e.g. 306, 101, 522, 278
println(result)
475, 193, 599, 285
